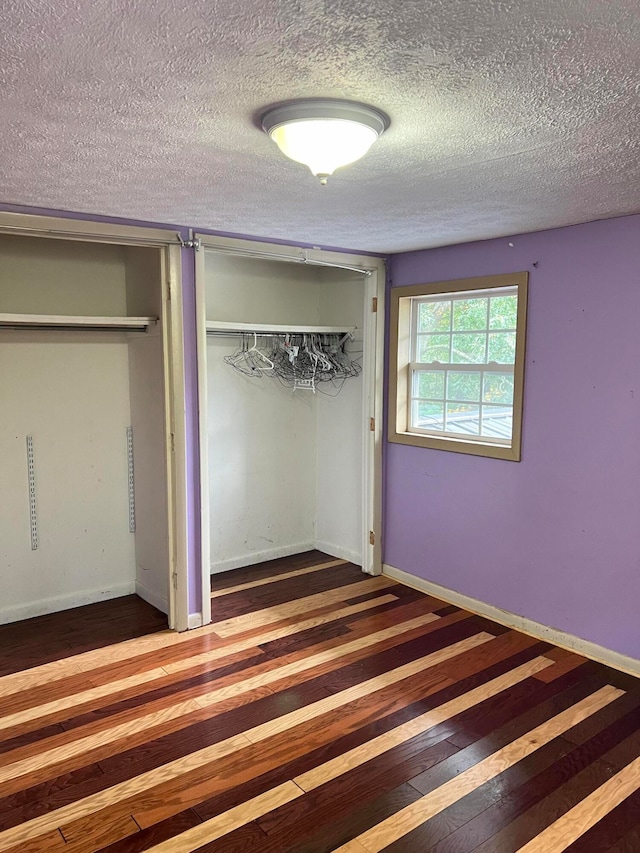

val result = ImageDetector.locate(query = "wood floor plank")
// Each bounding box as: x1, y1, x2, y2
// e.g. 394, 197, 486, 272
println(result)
0, 734, 253, 852
294, 656, 553, 791
3, 559, 640, 853
563, 787, 640, 851
517, 753, 640, 852
97, 809, 203, 852
144, 781, 302, 852
209, 550, 338, 589
210, 559, 345, 598
210, 576, 397, 637
241, 633, 493, 744
533, 654, 588, 683
1, 827, 67, 853
0, 610, 445, 792
61, 812, 140, 851
335, 686, 623, 852
164, 595, 399, 674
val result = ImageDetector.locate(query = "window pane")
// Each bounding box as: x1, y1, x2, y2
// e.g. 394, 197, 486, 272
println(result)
418, 334, 450, 363
451, 333, 486, 364
453, 298, 488, 331
483, 373, 514, 404
412, 401, 444, 430
418, 300, 450, 332
414, 370, 445, 399
487, 332, 516, 363
446, 403, 480, 435
489, 295, 517, 329
447, 371, 481, 402
481, 405, 513, 440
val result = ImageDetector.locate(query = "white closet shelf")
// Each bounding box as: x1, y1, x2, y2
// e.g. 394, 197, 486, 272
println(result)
0, 313, 157, 331
206, 320, 356, 335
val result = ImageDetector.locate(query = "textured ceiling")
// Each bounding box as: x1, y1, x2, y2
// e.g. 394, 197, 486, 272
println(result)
1, 0, 638, 252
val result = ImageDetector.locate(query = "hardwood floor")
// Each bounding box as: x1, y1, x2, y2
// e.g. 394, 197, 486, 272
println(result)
1, 552, 640, 851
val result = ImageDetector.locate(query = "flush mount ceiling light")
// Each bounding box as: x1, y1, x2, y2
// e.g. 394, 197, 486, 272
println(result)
261, 99, 389, 185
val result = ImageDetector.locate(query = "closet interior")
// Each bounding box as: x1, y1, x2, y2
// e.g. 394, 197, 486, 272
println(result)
200, 247, 376, 579
0, 234, 172, 625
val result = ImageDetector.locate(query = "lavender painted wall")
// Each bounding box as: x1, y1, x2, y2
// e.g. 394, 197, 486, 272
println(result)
386, 214, 640, 659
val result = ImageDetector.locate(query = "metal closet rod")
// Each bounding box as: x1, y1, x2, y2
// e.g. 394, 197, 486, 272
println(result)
206, 329, 355, 345
203, 245, 372, 276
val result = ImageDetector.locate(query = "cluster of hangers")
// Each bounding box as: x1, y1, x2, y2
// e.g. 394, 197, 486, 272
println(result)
223, 332, 361, 393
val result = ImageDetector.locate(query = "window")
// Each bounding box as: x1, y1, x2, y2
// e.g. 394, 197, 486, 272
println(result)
389, 272, 528, 460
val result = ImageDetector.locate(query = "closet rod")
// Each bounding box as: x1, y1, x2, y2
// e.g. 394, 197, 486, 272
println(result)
0, 224, 180, 248
206, 330, 354, 340
201, 245, 372, 276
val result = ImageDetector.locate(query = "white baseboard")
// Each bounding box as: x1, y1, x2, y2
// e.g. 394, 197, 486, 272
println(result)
210, 542, 315, 574
314, 540, 361, 567
383, 563, 640, 679
135, 580, 169, 615
0, 581, 137, 625
188, 613, 204, 630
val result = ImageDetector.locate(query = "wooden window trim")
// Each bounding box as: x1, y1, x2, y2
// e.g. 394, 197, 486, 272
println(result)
388, 271, 528, 461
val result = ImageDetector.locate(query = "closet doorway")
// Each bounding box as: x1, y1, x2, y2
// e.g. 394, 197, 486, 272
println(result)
195, 235, 384, 625
0, 213, 189, 631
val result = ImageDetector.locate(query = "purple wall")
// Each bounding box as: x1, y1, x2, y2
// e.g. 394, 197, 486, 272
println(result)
386, 214, 640, 659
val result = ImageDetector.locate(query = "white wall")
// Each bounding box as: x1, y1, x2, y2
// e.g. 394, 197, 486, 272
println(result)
125, 247, 170, 613
0, 235, 128, 315
204, 252, 365, 572
315, 270, 365, 564
0, 336, 136, 622
0, 236, 169, 622
206, 337, 317, 571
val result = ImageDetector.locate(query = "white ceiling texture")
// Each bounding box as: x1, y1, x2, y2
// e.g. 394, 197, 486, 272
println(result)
2, 0, 638, 252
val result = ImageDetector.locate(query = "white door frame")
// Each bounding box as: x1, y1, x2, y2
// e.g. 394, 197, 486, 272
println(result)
0, 211, 190, 631
194, 234, 385, 626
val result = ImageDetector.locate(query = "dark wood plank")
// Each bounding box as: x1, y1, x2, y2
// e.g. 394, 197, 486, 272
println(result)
209, 549, 334, 590
3, 556, 640, 853
0, 595, 166, 676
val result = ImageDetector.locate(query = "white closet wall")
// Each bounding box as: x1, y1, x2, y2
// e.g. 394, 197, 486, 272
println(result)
204, 252, 365, 573
0, 236, 170, 623
315, 270, 365, 563
125, 247, 170, 614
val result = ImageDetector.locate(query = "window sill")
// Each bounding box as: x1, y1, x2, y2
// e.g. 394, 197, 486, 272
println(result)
388, 429, 521, 461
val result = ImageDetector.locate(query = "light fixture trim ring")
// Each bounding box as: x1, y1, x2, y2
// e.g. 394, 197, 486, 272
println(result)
261, 99, 390, 137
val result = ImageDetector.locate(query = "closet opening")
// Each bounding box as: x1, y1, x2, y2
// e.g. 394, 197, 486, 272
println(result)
195, 236, 384, 626
0, 225, 187, 633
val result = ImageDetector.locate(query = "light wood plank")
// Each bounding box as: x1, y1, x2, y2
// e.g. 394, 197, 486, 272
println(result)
0, 734, 252, 852
337, 685, 624, 853
294, 655, 554, 791
210, 559, 346, 597
516, 753, 640, 852
0, 698, 203, 793
1, 828, 67, 853
195, 611, 441, 710
146, 781, 304, 852
210, 576, 397, 636
0, 633, 484, 850
0, 582, 398, 699
163, 594, 399, 674
240, 632, 494, 743
0, 667, 169, 733
0, 599, 419, 783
